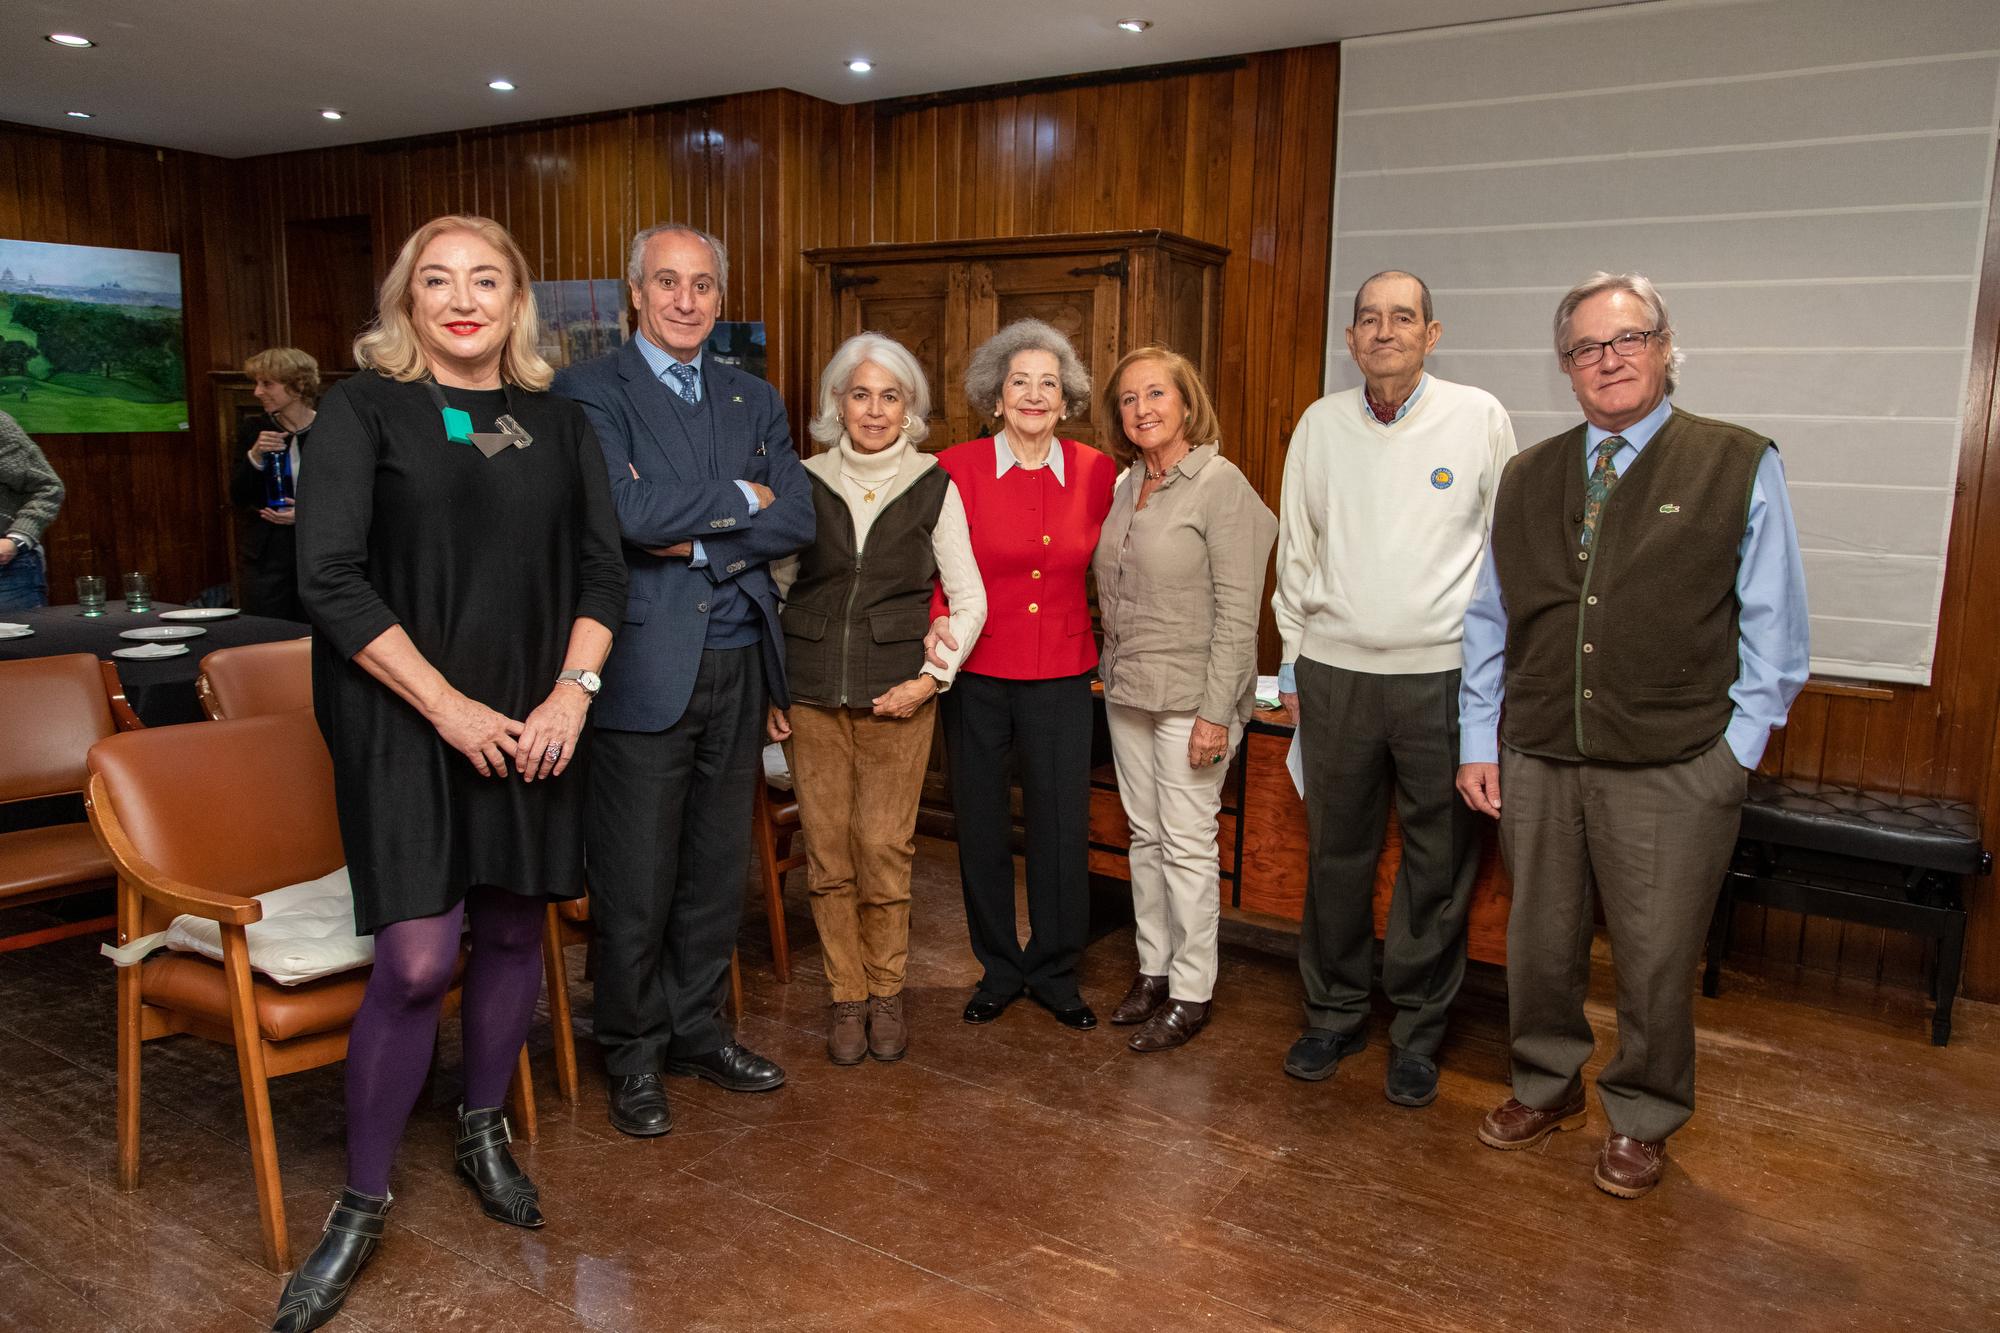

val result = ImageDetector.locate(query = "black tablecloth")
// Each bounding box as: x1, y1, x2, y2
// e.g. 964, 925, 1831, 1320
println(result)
0, 600, 310, 727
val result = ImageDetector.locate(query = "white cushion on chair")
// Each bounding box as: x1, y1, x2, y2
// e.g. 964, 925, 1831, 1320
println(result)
762, 742, 792, 792
163, 866, 373, 986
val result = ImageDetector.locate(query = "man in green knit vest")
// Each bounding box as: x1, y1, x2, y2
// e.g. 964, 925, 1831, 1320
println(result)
1456, 273, 1809, 1199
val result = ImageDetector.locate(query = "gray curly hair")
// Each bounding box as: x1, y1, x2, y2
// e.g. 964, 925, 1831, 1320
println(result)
1553, 271, 1685, 394
809, 332, 932, 446
963, 318, 1092, 422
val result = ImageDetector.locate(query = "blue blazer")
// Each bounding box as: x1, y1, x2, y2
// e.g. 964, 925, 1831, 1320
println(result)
553, 338, 813, 732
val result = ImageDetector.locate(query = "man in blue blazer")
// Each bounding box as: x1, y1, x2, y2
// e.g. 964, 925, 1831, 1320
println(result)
553, 222, 813, 1136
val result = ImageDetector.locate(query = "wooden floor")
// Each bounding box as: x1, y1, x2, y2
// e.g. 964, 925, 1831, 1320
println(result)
0, 837, 1995, 1332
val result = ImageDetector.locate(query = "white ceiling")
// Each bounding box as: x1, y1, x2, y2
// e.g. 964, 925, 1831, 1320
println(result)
5, 0, 1647, 159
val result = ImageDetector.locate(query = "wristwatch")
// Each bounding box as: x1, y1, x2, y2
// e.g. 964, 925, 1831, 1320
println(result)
556, 668, 601, 697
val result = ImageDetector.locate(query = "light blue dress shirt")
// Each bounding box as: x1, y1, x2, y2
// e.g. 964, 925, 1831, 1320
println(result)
632, 334, 758, 567
1457, 396, 1810, 769
1276, 374, 1430, 695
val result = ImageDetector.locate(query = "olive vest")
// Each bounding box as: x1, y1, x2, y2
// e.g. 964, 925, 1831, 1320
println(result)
781, 467, 949, 708
1490, 407, 1768, 764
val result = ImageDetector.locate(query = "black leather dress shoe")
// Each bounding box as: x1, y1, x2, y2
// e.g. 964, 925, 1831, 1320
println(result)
270, 1188, 391, 1332
666, 1043, 786, 1092
1282, 1027, 1367, 1081
962, 991, 1019, 1025
608, 1073, 673, 1137
1384, 1048, 1440, 1108
1035, 995, 1098, 1031
455, 1105, 543, 1227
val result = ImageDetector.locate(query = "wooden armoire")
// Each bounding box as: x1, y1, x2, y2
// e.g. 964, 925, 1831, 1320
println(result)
803, 230, 1228, 454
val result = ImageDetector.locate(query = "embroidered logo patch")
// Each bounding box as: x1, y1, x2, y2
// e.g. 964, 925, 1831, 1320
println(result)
1430, 467, 1454, 490
1659, 503, 1681, 514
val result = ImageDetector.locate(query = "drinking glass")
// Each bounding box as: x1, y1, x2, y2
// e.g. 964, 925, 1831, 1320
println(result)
123, 572, 152, 613
76, 575, 106, 617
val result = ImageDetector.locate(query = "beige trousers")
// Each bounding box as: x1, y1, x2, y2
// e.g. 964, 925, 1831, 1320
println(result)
1106, 702, 1242, 1003
788, 698, 937, 1002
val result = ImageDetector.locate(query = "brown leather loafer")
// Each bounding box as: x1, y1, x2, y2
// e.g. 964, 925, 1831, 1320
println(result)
1476, 1091, 1587, 1150
1128, 998, 1209, 1053
1594, 1134, 1667, 1198
827, 1002, 868, 1066
866, 993, 907, 1062
1110, 973, 1170, 1025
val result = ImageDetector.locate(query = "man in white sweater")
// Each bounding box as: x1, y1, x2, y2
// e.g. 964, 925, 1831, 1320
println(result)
1273, 270, 1516, 1105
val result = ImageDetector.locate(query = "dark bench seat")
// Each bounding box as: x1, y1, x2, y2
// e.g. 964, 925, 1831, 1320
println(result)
1705, 775, 1988, 1044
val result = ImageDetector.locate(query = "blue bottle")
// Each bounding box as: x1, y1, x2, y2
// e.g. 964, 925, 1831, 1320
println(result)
264, 437, 295, 509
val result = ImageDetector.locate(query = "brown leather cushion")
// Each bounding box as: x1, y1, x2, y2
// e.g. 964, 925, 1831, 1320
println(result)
88, 712, 343, 903
0, 823, 114, 903
0, 654, 115, 804
556, 895, 591, 923
137, 950, 468, 1043
198, 639, 313, 721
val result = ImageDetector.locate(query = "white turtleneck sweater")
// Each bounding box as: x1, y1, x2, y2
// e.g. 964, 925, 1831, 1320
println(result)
775, 434, 987, 687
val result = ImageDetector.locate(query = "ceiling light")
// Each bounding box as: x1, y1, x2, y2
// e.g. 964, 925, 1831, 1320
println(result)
1117, 19, 1152, 33
320, 109, 344, 121
65, 111, 93, 119
847, 59, 873, 74
46, 33, 95, 48
488, 79, 515, 92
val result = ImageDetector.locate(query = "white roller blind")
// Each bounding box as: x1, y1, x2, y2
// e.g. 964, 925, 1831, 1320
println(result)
1326, 0, 2000, 685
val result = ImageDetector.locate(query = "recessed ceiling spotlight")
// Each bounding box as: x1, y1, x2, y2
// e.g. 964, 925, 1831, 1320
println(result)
46, 33, 95, 48
1117, 19, 1153, 33
488, 79, 515, 92
847, 59, 873, 74
320, 109, 344, 121
65, 111, 93, 119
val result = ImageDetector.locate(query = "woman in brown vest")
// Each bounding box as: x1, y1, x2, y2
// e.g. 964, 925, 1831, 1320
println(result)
770, 333, 987, 1065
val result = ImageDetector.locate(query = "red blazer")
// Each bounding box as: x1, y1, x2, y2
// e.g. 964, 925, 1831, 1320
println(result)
933, 436, 1116, 681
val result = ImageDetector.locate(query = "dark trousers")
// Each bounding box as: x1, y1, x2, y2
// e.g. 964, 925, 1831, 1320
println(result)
1296, 658, 1478, 1056
1499, 738, 1744, 1143
941, 670, 1093, 1006
239, 529, 305, 622
586, 645, 765, 1076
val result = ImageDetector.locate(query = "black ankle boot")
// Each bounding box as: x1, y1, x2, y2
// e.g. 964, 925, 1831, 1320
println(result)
455, 1105, 544, 1228
270, 1188, 392, 1332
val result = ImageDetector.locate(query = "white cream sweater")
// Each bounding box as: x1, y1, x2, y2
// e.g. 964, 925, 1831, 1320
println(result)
1272, 376, 1517, 675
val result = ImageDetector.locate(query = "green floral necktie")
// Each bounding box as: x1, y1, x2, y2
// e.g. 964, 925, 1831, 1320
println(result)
1579, 435, 1625, 548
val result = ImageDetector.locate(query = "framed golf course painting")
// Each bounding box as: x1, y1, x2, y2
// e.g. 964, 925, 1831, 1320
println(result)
0, 238, 189, 434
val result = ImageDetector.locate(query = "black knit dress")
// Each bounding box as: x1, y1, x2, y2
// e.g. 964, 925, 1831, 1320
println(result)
297, 371, 627, 933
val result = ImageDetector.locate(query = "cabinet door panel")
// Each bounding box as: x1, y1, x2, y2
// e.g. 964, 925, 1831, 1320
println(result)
971, 255, 1124, 455
833, 260, 965, 449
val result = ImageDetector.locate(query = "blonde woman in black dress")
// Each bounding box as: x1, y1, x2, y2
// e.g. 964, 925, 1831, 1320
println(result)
279, 215, 625, 1331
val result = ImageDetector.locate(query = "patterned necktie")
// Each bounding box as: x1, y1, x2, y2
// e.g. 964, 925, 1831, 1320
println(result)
664, 361, 699, 405
1579, 435, 1624, 548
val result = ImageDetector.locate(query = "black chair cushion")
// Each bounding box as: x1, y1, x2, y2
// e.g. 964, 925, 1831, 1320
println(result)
1741, 776, 1983, 876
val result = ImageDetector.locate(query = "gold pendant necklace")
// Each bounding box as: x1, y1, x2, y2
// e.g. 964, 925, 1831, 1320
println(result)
840, 470, 880, 501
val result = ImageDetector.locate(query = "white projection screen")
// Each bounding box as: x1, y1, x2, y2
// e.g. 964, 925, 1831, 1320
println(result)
1326, 0, 2000, 685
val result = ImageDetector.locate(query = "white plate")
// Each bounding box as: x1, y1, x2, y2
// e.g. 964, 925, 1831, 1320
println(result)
159, 607, 240, 622
119, 625, 207, 641
0, 623, 31, 639
113, 642, 189, 659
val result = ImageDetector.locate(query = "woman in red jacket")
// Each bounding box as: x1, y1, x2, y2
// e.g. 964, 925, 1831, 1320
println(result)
929, 318, 1115, 1029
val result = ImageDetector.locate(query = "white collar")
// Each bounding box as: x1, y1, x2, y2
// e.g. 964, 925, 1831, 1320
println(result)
994, 431, 1066, 486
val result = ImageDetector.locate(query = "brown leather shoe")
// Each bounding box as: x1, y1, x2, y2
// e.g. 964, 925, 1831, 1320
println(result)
1110, 973, 1169, 1025
1127, 998, 1209, 1053
866, 993, 907, 1062
827, 1000, 868, 1066
1594, 1134, 1667, 1198
1476, 1091, 1588, 1150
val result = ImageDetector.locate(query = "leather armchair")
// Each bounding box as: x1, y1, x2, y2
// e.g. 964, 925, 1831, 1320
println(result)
0, 653, 120, 951
196, 637, 313, 721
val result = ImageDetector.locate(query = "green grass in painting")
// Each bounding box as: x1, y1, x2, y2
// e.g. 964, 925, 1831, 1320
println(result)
0, 375, 187, 433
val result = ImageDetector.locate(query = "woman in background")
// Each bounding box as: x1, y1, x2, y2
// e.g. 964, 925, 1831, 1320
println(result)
0, 409, 63, 612
232, 347, 320, 620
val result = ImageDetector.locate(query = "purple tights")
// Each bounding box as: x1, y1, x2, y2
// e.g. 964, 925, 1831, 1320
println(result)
343, 885, 545, 1196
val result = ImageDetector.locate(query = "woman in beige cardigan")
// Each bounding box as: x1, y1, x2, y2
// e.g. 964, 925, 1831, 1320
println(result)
771, 333, 986, 1065
1093, 346, 1276, 1052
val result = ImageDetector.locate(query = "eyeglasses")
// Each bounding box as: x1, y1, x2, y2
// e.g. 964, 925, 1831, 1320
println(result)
1563, 328, 1663, 368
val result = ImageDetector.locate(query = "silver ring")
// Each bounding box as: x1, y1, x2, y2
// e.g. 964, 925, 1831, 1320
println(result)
544, 743, 563, 760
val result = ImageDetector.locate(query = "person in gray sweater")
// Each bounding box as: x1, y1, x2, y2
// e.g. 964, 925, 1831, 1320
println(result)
0, 410, 63, 612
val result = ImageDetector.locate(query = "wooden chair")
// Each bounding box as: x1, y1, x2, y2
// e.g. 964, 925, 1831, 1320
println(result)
0, 654, 121, 952
97, 660, 146, 733
196, 638, 312, 721
542, 763, 800, 1103
85, 710, 536, 1272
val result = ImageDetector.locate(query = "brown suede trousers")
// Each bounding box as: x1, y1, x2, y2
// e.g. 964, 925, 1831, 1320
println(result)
787, 698, 937, 1002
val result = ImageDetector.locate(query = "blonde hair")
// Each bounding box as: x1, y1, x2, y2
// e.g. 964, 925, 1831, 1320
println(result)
810, 333, 932, 446
243, 347, 321, 404
353, 214, 553, 391
1099, 346, 1221, 463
